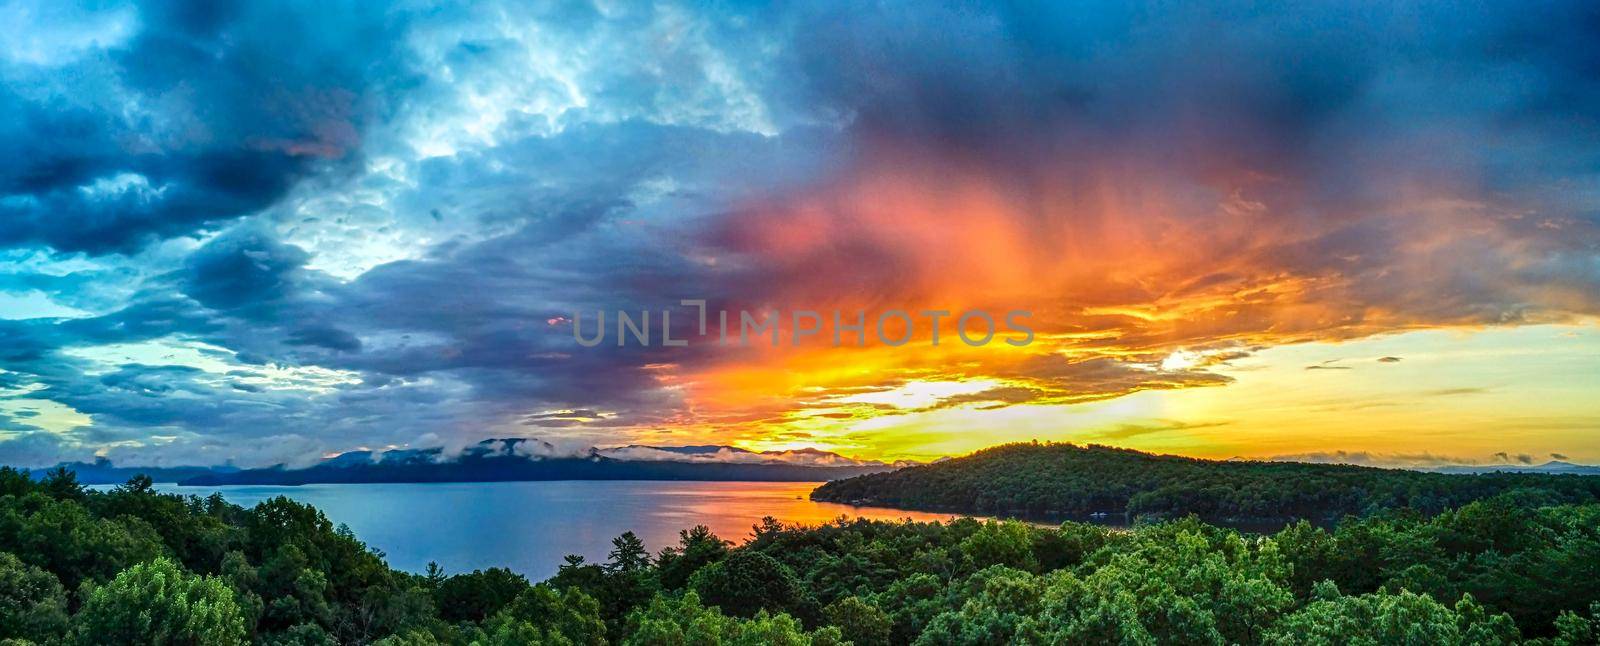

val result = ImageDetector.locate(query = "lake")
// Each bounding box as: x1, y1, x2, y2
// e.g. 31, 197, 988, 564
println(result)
136, 480, 969, 580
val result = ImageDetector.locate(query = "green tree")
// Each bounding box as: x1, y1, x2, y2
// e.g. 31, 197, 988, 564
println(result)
690, 551, 809, 619
259, 622, 338, 646
551, 554, 607, 592
959, 521, 1037, 572
599, 532, 660, 633
1553, 601, 1599, 645
656, 525, 730, 590
1263, 585, 1519, 645
40, 468, 86, 502
607, 532, 651, 574
369, 629, 445, 646
434, 567, 530, 623
0, 551, 68, 643
1271, 520, 1339, 597
0, 494, 167, 590
360, 583, 438, 638
72, 557, 246, 646
92, 475, 235, 574
917, 566, 1042, 645
254, 544, 334, 631
1032, 521, 1113, 571
498, 584, 606, 645
869, 573, 947, 644
624, 591, 841, 646
823, 596, 891, 646
1025, 524, 1292, 645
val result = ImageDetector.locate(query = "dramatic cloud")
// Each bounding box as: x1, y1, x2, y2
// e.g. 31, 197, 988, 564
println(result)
0, 1, 411, 253
2, 1, 1598, 466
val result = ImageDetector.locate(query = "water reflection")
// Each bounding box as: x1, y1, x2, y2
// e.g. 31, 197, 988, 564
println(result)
143, 480, 965, 579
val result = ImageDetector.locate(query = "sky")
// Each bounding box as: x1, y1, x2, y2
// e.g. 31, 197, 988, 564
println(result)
1, 0, 1597, 468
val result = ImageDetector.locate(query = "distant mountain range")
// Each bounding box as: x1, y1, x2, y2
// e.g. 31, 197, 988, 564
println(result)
31, 440, 1597, 487
25, 459, 242, 485
1419, 461, 1600, 476
35, 438, 901, 485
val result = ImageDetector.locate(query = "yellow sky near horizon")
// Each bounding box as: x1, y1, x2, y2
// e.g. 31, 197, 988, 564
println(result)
717, 323, 1600, 466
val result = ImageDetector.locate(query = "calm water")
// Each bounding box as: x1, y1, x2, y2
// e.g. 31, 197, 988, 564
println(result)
137, 481, 967, 580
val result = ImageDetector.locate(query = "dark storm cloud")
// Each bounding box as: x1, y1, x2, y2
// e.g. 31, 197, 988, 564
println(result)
0, 0, 412, 253
286, 326, 362, 353
0, 115, 822, 465
772, 0, 1600, 277
320, 221, 710, 422
0, 432, 84, 467
181, 227, 313, 310
787, 2, 1600, 177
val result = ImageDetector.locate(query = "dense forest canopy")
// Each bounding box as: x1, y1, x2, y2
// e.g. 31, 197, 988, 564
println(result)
3, 463, 1600, 644
811, 442, 1600, 521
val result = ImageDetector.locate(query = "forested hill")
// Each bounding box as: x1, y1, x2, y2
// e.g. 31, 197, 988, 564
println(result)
810, 442, 1600, 522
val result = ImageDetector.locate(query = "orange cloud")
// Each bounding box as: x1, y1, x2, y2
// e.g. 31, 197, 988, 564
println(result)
615, 142, 1600, 456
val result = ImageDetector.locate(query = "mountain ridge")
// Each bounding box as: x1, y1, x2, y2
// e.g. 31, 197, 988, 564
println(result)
40, 439, 1599, 486
39, 438, 898, 485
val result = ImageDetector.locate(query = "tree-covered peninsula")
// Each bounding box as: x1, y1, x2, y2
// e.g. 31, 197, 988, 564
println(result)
811, 442, 1600, 522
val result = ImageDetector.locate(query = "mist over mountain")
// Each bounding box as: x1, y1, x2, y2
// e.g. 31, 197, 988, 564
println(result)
36, 437, 1599, 487
25, 458, 242, 485
39, 438, 899, 485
